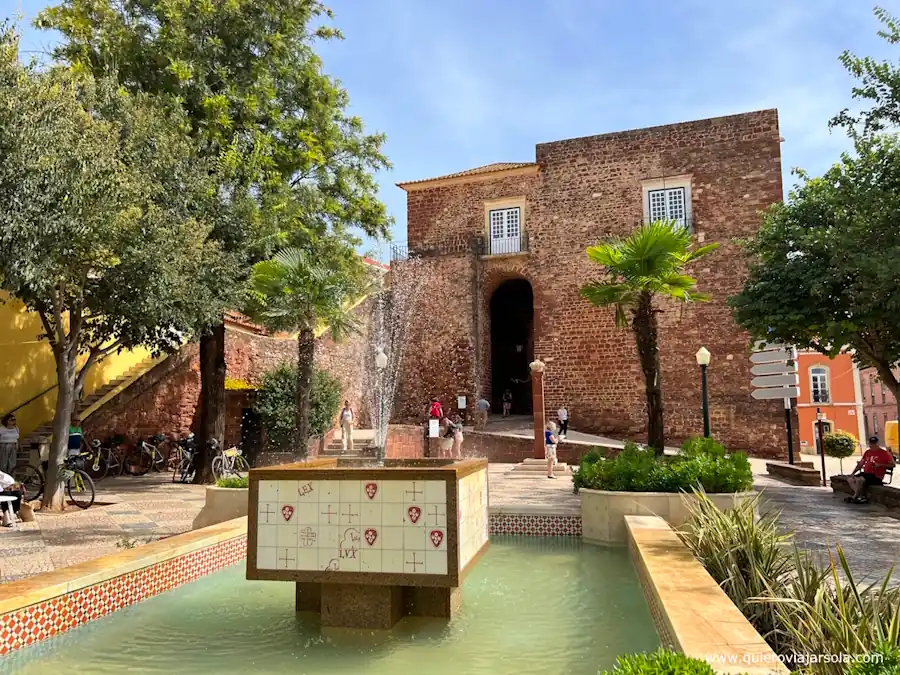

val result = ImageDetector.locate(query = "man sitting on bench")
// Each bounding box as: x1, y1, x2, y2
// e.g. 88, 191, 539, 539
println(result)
845, 436, 896, 504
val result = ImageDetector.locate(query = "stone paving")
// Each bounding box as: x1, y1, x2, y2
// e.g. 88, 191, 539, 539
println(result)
0, 473, 206, 583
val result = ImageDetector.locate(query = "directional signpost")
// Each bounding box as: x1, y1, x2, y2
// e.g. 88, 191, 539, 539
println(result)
750, 340, 799, 464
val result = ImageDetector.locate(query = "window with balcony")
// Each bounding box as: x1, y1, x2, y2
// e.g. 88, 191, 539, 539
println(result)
810, 366, 830, 403
487, 205, 525, 255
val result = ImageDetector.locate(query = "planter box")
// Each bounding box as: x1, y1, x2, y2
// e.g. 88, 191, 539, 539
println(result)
580, 488, 756, 544
766, 461, 821, 486
192, 486, 249, 531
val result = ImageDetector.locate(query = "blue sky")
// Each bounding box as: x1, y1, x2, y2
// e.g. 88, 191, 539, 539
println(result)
13, 0, 898, 260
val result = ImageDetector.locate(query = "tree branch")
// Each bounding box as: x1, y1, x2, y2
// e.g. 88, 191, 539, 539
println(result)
36, 306, 59, 353
49, 286, 67, 349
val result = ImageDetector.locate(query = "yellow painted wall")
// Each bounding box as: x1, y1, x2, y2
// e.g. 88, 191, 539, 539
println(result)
0, 293, 156, 437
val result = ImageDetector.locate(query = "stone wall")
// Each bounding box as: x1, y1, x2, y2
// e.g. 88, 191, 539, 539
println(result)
384, 424, 426, 459
453, 432, 594, 465
398, 110, 795, 458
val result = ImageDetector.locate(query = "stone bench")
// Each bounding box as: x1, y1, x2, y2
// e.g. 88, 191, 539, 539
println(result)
830, 475, 900, 508
766, 461, 821, 486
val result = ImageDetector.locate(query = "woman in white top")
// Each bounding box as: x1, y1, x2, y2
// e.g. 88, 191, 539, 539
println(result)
0, 414, 20, 475
557, 406, 569, 439
340, 401, 354, 453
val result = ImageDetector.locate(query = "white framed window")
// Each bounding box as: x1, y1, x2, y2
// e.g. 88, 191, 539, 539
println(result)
642, 175, 692, 232
488, 207, 522, 255
810, 366, 830, 404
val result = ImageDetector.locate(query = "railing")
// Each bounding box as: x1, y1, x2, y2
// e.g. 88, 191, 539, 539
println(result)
475, 233, 529, 257
2, 383, 59, 419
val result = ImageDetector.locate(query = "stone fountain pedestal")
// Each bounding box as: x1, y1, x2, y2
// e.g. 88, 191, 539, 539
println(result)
246, 457, 489, 630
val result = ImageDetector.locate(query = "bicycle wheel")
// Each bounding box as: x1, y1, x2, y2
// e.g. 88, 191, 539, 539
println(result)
129, 449, 152, 477
14, 464, 44, 501
86, 452, 105, 480
66, 470, 95, 509
232, 455, 250, 476
211, 456, 224, 482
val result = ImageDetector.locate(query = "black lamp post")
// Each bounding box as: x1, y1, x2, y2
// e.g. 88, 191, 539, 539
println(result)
816, 408, 827, 487
696, 346, 711, 438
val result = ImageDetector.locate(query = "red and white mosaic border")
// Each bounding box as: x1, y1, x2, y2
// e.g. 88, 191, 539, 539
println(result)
489, 513, 582, 537
0, 536, 247, 656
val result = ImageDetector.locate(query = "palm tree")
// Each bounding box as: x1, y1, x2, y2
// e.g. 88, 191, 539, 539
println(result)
580, 221, 718, 454
246, 246, 368, 446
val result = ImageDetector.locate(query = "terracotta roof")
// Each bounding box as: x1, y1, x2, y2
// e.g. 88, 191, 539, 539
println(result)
397, 162, 538, 188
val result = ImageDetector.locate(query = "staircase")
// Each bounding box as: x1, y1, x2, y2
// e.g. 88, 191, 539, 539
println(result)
320, 429, 377, 461
16, 355, 163, 463
507, 457, 573, 479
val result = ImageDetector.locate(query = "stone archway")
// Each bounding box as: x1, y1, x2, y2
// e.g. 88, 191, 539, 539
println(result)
489, 278, 534, 414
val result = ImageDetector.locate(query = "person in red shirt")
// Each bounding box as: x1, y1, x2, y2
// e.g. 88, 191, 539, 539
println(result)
846, 436, 896, 504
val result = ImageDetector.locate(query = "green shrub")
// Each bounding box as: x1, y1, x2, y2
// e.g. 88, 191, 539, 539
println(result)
215, 476, 249, 488
254, 364, 343, 452
599, 650, 717, 674
573, 438, 752, 494
847, 642, 900, 675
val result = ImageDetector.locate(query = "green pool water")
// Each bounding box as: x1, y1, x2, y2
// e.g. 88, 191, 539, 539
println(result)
5, 537, 658, 675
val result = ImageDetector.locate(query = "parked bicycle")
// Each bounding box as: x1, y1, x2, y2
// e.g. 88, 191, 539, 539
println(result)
210, 439, 250, 481
86, 438, 125, 479
126, 434, 170, 476
171, 433, 197, 484
12, 451, 96, 509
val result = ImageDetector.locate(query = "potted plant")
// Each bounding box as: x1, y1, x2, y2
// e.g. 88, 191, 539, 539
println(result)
191, 475, 250, 530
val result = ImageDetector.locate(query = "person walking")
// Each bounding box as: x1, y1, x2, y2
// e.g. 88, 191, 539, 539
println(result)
340, 401, 354, 453
0, 414, 20, 475
449, 415, 465, 458
475, 396, 491, 429
557, 405, 569, 439
502, 389, 513, 418
544, 421, 559, 478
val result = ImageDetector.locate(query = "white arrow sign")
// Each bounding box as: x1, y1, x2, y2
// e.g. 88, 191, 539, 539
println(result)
752, 374, 800, 388
751, 362, 797, 376
751, 386, 800, 400
752, 340, 787, 352
750, 348, 795, 364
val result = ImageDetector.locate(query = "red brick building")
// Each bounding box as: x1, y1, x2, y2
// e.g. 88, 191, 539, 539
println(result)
860, 367, 900, 446
392, 110, 793, 458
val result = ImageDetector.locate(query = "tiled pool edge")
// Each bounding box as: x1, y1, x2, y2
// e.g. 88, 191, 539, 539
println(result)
625, 515, 788, 675
0, 517, 248, 656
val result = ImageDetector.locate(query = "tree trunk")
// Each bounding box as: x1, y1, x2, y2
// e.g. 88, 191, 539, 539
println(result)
296, 326, 315, 451
44, 350, 77, 511
633, 292, 665, 455
195, 322, 226, 483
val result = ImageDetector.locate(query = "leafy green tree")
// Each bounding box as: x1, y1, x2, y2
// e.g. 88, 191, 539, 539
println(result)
245, 244, 368, 445
38, 0, 392, 480
823, 431, 857, 474
580, 222, 717, 454
729, 136, 900, 423
0, 29, 229, 508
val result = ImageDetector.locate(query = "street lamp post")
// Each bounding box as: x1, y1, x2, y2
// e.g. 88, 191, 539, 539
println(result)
696, 347, 711, 438
816, 408, 827, 487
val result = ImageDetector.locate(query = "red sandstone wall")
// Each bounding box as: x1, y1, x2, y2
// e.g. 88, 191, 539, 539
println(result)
399, 110, 795, 458
384, 425, 426, 459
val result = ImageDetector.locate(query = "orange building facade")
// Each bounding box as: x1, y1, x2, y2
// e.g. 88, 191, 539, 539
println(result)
796, 351, 864, 455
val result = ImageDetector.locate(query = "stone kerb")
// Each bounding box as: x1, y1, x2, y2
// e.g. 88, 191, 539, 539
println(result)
581, 489, 756, 544
192, 486, 249, 530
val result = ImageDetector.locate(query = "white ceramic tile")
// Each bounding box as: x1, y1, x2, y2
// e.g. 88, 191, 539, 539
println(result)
425, 550, 448, 576
318, 547, 341, 571
424, 503, 447, 528
297, 548, 318, 571
318, 502, 340, 526
258, 480, 279, 502
380, 526, 403, 550
278, 502, 298, 525
404, 504, 424, 527
402, 481, 426, 503
339, 526, 361, 555
362, 479, 381, 502
426, 527, 447, 552
362, 526, 381, 550
276, 480, 299, 503
318, 525, 339, 551
318, 480, 340, 503
295, 502, 318, 525
339, 502, 362, 527
257, 502, 280, 525
360, 548, 382, 573
340, 479, 361, 503
257, 547, 277, 570
257, 524, 277, 547
339, 550, 360, 572
277, 525, 298, 549
382, 549, 403, 573
424, 480, 447, 504
381, 502, 404, 527
403, 526, 426, 551
403, 550, 427, 574
298, 525, 318, 549
276, 547, 298, 570
361, 501, 382, 526
297, 479, 316, 501
382, 480, 404, 503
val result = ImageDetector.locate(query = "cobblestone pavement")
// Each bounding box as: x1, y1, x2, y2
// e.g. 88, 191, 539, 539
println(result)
488, 463, 579, 512
0, 473, 206, 583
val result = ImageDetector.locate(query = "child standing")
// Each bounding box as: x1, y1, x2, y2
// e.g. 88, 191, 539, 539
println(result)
557, 405, 569, 439
501, 389, 513, 418
428, 397, 444, 420
544, 421, 559, 478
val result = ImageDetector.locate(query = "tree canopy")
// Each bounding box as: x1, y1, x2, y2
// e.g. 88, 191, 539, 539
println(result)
729, 135, 900, 410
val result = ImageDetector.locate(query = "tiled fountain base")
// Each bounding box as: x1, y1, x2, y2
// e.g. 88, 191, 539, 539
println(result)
489, 513, 582, 537
0, 536, 246, 655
